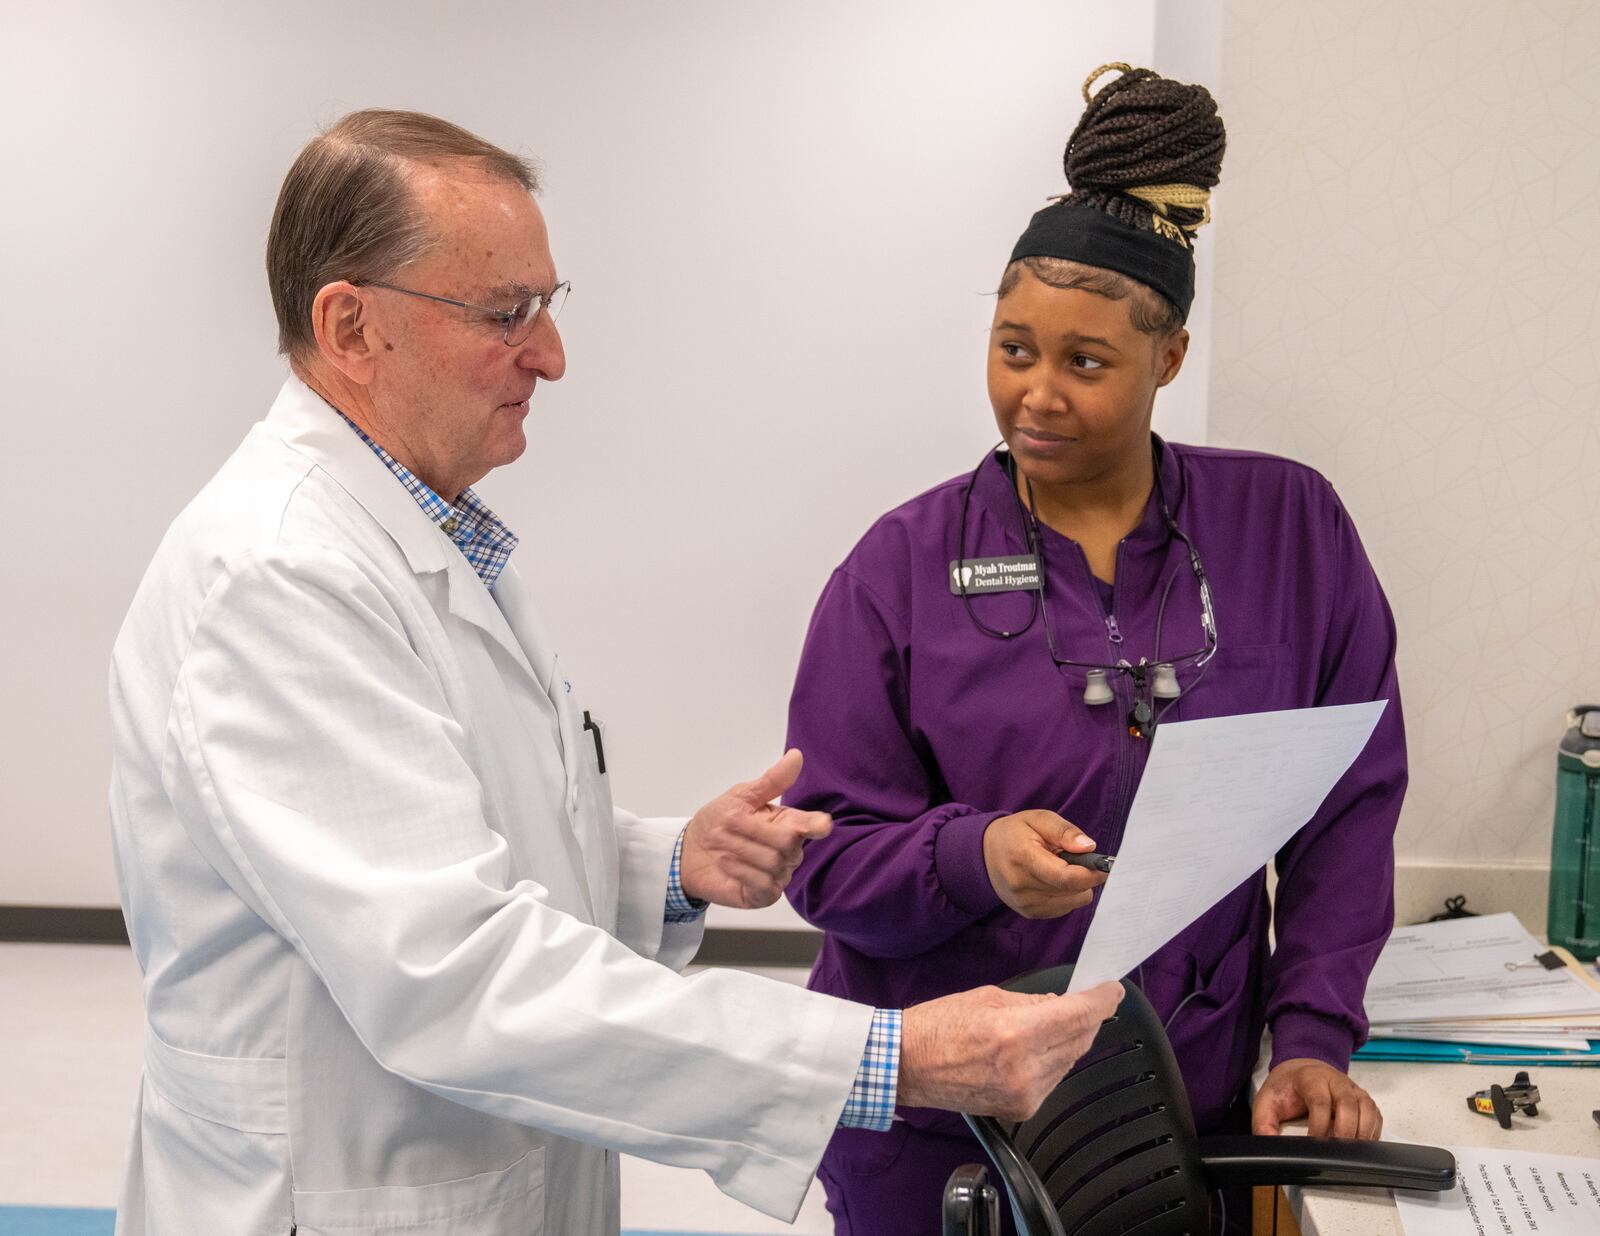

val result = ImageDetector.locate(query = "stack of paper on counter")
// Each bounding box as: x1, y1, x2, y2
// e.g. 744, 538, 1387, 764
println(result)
1391, 1143, 1600, 1235
1354, 913, 1600, 1065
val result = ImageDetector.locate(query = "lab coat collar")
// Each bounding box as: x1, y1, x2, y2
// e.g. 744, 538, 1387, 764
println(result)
972, 433, 1187, 554
262, 375, 543, 690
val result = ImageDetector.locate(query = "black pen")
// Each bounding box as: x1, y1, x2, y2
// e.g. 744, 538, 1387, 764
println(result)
1058, 850, 1115, 874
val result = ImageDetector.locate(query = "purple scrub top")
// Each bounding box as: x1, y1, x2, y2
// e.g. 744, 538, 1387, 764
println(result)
784, 438, 1405, 1213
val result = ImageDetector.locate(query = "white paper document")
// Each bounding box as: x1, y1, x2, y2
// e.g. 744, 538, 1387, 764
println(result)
1364, 914, 1600, 1024
1394, 1146, 1600, 1236
1379, 1020, 1600, 1038
1067, 701, 1386, 993
1367, 1026, 1594, 1051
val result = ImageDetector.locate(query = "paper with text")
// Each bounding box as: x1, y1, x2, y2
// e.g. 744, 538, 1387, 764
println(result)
1394, 1146, 1600, 1236
1067, 701, 1386, 993
1364, 913, 1600, 1023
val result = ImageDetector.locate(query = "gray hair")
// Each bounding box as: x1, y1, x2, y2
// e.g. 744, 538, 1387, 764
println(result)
266, 109, 540, 361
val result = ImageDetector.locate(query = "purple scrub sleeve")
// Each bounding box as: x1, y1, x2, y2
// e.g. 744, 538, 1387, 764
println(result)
784, 441, 1405, 1211
1265, 494, 1406, 1071
783, 563, 1008, 954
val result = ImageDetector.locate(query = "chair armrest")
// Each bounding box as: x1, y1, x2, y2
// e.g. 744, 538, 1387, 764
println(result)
1197, 1136, 1456, 1192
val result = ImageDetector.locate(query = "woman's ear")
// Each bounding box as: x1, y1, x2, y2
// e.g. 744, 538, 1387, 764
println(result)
1155, 328, 1190, 387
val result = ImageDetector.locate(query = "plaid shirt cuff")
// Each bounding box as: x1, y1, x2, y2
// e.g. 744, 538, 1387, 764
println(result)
837, 1008, 901, 1130
664, 831, 708, 923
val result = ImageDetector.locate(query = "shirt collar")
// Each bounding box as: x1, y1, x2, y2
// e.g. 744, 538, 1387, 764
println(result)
333, 408, 520, 590
972, 433, 1184, 554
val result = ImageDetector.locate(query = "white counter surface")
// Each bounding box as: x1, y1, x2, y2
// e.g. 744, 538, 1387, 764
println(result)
1293, 1059, 1600, 1236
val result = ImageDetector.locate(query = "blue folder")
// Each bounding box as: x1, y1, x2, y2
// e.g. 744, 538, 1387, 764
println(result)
1353, 1038, 1600, 1065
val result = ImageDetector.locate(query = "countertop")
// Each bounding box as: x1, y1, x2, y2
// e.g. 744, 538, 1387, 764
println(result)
1292, 1059, 1600, 1235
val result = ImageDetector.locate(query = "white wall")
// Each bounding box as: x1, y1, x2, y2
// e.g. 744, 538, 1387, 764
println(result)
0, 2, 1171, 909
1152, 0, 1222, 446
1209, 0, 1600, 866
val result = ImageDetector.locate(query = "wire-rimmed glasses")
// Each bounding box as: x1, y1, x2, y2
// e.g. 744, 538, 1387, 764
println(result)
356, 280, 570, 346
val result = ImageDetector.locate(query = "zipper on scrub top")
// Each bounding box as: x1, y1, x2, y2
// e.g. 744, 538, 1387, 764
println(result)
1098, 540, 1142, 848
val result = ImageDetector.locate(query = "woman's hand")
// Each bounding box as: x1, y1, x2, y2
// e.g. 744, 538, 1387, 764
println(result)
1252, 1058, 1383, 1139
982, 810, 1105, 919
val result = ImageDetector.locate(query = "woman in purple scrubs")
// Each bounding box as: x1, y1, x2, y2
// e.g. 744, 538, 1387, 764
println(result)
784, 65, 1403, 1233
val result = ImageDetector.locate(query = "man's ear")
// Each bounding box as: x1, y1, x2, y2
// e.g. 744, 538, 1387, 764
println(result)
309, 282, 383, 383
1155, 328, 1190, 388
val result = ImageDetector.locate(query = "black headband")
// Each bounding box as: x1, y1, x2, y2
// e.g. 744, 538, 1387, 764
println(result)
1009, 202, 1195, 321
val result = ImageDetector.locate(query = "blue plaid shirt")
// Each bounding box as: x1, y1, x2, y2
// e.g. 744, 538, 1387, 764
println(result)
345, 413, 899, 1131
665, 834, 899, 1129
338, 414, 519, 589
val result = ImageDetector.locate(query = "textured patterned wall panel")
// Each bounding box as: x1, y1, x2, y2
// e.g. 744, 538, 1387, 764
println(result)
1210, 0, 1600, 862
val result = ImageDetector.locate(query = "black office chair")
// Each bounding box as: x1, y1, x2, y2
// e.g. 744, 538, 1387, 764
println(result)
942, 965, 1456, 1236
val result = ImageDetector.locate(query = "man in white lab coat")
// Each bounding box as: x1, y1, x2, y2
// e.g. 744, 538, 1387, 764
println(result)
108, 110, 1122, 1236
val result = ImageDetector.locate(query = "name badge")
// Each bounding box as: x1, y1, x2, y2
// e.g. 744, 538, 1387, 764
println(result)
948, 555, 1042, 595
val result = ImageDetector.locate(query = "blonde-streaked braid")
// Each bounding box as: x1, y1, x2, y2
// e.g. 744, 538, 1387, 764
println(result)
1056, 63, 1226, 249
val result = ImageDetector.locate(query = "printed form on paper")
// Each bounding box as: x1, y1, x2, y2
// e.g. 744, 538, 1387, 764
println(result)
1068, 701, 1386, 994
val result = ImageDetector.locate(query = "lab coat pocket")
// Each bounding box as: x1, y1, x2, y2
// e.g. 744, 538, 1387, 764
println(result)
290, 1148, 545, 1234
547, 655, 619, 922
577, 710, 614, 825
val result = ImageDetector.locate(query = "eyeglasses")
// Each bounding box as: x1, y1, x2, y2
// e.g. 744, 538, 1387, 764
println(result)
355, 280, 570, 346
1019, 464, 1218, 739
1027, 493, 1218, 740
954, 442, 1219, 741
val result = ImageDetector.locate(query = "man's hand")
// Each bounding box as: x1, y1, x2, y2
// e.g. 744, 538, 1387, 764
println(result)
678, 749, 832, 909
897, 981, 1125, 1121
1253, 1058, 1382, 1139
983, 810, 1105, 919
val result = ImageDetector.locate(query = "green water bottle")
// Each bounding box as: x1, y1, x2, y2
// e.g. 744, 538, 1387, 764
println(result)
1549, 705, 1600, 961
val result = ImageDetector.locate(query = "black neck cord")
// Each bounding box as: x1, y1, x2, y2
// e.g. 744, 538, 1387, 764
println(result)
955, 439, 1213, 738
1017, 447, 1184, 675
953, 444, 1039, 639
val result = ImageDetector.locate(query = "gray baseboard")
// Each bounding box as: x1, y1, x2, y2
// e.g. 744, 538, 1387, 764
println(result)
5, 861, 1550, 961
693, 928, 821, 968
0, 905, 129, 944
0, 905, 821, 968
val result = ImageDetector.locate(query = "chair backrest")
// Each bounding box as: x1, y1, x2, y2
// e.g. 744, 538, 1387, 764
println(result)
965, 965, 1213, 1236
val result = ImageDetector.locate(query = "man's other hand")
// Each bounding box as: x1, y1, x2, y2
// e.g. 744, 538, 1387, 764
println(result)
897, 981, 1125, 1121
679, 748, 832, 909
984, 810, 1105, 919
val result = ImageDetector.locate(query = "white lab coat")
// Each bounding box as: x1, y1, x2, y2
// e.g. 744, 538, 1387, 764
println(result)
108, 376, 872, 1236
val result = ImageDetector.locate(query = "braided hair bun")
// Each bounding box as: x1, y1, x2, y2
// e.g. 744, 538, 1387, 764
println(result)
1059, 63, 1226, 248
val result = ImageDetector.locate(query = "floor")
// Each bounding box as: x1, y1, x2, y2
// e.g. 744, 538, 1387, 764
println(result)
0, 944, 834, 1234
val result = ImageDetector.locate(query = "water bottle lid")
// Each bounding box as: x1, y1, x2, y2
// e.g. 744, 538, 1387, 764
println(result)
1583, 712, 1600, 740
